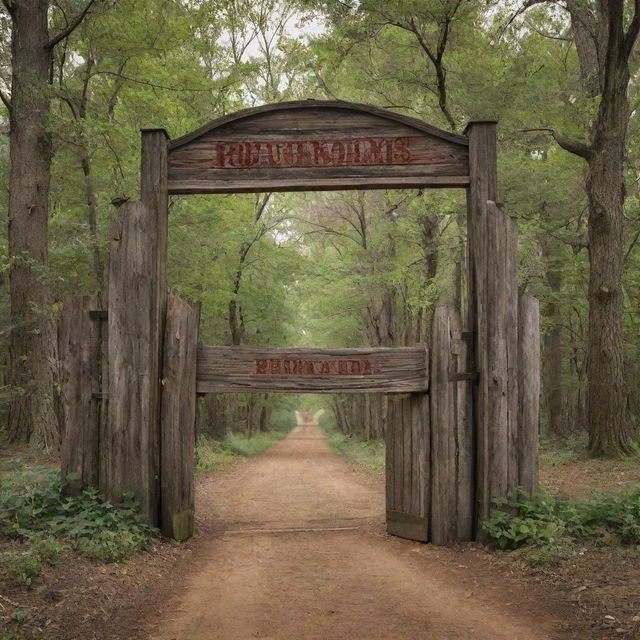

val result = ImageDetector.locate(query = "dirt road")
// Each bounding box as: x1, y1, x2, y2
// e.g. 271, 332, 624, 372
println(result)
145, 426, 568, 640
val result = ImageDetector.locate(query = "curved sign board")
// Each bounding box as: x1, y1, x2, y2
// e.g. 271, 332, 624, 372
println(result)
168, 100, 469, 194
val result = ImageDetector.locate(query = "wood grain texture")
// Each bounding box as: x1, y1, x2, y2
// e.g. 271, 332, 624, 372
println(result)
465, 122, 498, 538
160, 293, 199, 541
475, 201, 519, 527
58, 295, 102, 493
104, 200, 159, 524
196, 346, 429, 394
168, 102, 469, 194
140, 129, 169, 526
429, 305, 474, 545
518, 292, 540, 495
385, 391, 430, 542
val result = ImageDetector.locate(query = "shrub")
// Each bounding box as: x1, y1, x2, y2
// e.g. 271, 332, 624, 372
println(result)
0, 467, 156, 586
483, 487, 640, 551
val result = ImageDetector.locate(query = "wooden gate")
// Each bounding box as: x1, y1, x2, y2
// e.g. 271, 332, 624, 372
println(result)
57, 100, 540, 546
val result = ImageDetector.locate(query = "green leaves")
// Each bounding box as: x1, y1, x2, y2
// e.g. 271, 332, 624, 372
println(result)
483, 487, 640, 551
0, 466, 157, 586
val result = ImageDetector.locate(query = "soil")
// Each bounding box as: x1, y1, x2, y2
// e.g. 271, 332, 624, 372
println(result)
540, 456, 640, 499
2, 426, 639, 640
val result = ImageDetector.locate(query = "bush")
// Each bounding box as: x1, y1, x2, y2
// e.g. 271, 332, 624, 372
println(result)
483, 487, 640, 551
0, 468, 156, 586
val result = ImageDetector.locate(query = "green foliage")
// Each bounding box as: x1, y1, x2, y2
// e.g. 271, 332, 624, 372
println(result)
1, 550, 42, 588
484, 487, 640, 552
195, 429, 291, 473
322, 421, 385, 473
0, 467, 156, 586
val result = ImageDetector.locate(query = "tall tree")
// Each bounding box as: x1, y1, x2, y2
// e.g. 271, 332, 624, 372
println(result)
1, 0, 99, 447
516, 0, 640, 455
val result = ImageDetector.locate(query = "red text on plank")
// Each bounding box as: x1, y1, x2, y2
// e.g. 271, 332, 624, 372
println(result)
255, 358, 378, 376
214, 137, 425, 169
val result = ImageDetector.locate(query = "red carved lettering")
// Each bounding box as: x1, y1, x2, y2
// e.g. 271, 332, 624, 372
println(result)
393, 137, 412, 162
256, 359, 269, 374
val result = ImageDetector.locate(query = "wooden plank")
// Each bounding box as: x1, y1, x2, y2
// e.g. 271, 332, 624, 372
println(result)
385, 390, 429, 543
103, 200, 160, 524
58, 295, 101, 493
168, 102, 469, 194
196, 346, 429, 394
160, 292, 199, 541
430, 305, 474, 544
518, 293, 540, 495
170, 101, 470, 150
168, 175, 470, 194
474, 201, 519, 528
464, 121, 498, 537
140, 129, 169, 526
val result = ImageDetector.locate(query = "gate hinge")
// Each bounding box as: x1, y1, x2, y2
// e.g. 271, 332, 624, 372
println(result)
92, 392, 108, 400
89, 310, 108, 321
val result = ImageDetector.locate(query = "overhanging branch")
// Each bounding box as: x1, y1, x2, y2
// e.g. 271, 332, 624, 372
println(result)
47, 0, 98, 49
519, 127, 592, 160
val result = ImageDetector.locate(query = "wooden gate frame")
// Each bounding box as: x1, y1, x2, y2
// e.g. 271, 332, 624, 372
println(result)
58, 101, 540, 544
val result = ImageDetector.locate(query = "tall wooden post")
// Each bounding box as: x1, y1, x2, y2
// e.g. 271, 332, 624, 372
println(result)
140, 128, 169, 526
103, 130, 169, 525
466, 121, 523, 534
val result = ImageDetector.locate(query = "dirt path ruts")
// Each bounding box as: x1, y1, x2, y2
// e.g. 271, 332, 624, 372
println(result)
145, 426, 569, 640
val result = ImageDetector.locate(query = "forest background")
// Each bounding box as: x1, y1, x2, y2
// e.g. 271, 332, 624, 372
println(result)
0, 0, 639, 458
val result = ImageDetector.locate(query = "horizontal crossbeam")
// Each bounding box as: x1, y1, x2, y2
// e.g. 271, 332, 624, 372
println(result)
196, 345, 429, 394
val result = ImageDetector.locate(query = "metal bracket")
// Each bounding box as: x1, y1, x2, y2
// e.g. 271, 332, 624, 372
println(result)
92, 392, 108, 400
89, 310, 108, 321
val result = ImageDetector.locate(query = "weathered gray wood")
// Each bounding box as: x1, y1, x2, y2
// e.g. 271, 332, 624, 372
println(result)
104, 200, 160, 523
474, 200, 519, 528
160, 292, 199, 541
385, 390, 429, 542
168, 101, 469, 194
518, 292, 540, 495
464, 121, 498, 537
58, 295, 102, 492
196, 346, 429, 394
140, 129, 169, 526
430, 305, 474, 544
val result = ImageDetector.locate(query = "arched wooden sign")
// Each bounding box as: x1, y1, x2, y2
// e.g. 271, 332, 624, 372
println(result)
168, 100, 469, 194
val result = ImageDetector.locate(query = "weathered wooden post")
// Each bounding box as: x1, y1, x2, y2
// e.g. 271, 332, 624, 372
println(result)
465, 121, 521, 533
518, 292, 540, 495
102, 129, 169, 525
160, 292, 199, 540
58, 294, 104, 492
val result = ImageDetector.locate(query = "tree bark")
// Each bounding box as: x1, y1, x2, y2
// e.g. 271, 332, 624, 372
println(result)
6, 0, 59, 448
585, 52, 635, 455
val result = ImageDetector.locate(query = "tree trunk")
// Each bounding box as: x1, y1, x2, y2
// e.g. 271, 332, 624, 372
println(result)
6, 0, 59, 448
586, 72, 634, 455
584, 5, 636, 456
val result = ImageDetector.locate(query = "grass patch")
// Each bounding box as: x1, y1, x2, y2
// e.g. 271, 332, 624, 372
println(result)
322, 425, 385, 473
0, 466, 156, 588
195, 429, 291, 473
